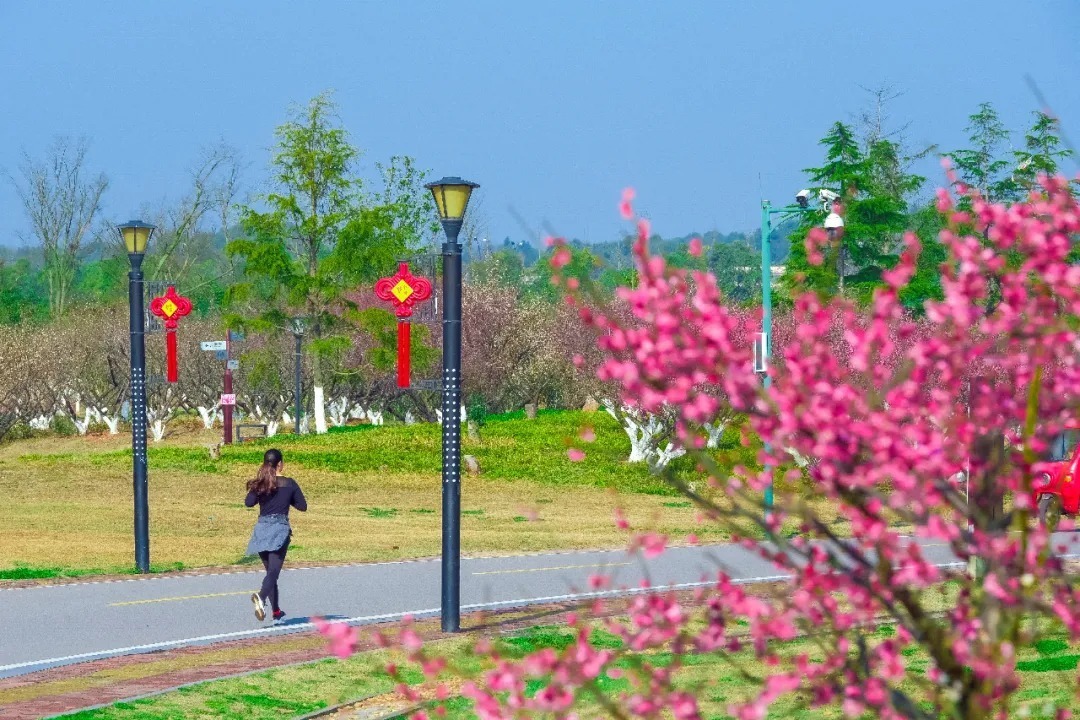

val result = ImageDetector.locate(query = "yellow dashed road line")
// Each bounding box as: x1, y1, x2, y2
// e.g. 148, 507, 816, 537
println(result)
109, 591, 253, 607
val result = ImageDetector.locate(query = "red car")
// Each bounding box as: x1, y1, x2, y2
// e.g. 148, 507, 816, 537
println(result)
1033, 427, 1080, 531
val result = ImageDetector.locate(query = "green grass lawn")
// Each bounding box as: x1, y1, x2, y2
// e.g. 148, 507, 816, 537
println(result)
0, 410, 767, 578
57, 621, 1078, 720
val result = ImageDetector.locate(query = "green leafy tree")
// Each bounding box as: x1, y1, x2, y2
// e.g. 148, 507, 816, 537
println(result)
842, 138, 922, 303
528, 244, 601, 302
947, 102, 1013, 203
353, 307, 438, 377
1012, 110, 1074, 194
598, 266, 637, 293
707, 241, 761, 304
785, 123, 923, 303
665, 246, 707, 272
226, 92, 415, 433
0, 258, 48, 324
469, 248, 526, 288
898, 203, 947, 312
73, 255, 128, 306
374, 155, 440, 249
783, 122, 864, 297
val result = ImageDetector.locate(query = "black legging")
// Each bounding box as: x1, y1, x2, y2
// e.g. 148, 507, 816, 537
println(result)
258, 538, 289, 612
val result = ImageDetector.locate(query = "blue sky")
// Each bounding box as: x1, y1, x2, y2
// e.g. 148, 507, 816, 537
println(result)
1, 0, 1077, 249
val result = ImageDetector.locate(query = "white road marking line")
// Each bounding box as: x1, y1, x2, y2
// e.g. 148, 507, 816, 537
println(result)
0, 574, 789, 675
472, 562, 632, 576
5, 552, 1074, 676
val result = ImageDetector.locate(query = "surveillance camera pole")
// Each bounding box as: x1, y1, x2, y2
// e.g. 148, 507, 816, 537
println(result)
760, 200, 814, 520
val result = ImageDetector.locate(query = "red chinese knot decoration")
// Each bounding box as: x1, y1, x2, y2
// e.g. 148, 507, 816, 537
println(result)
374, 262, 433, 388
149, 285, 193, 383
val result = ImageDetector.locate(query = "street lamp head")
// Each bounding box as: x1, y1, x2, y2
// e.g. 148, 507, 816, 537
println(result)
291, 316, 307, 337
425, 177, 479, 222
117, 220, 156, 257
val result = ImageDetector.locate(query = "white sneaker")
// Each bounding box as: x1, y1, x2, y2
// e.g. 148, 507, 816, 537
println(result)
251, 593, 266, 621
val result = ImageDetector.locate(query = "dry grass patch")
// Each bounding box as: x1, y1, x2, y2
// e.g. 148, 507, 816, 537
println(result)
0, 412, 739, 575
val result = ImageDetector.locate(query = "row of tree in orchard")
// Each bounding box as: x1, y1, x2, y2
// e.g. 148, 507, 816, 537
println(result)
1, 91, 1074, 438
0, 277, 609, 443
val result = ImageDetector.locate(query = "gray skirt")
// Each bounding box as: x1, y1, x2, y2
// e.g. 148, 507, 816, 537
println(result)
246, 514, 292, 555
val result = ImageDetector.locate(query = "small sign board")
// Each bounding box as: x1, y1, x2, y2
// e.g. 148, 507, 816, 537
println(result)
228, 330, 245, 342
215, 350, 228, 361
220, 393, 236, 406
753, 332, 769, 374
201, 341, 227, 351
226, 359, 239, 371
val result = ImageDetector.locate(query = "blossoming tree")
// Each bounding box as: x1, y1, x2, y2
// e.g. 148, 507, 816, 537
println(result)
319, 175, 1080, 719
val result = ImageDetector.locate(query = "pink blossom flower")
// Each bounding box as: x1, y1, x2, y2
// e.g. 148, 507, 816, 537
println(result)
620, 187, 636, 219
567, 448, 586, 462
312, 616, 358, 659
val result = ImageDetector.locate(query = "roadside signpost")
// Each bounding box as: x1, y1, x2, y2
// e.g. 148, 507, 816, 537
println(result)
201, 334, 243, 444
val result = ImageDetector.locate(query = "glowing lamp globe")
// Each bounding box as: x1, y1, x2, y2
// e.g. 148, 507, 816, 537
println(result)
118, 220, 156, 257
425, 177, 479, 222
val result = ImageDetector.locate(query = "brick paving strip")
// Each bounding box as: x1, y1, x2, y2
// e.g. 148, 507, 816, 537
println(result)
0, 589, 729, 720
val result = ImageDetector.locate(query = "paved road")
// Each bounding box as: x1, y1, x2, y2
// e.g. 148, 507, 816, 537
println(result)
1, 535, 1076, 679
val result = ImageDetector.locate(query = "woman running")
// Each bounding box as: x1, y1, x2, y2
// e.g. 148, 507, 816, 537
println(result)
245, 448, 307, 621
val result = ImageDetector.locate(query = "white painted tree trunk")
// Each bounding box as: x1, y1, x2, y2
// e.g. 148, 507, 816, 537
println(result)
30, 415, 50, 431
703, 420, 728, 449
313, 386, 328, 434
349, 405, 366, 421
102, 414, 121, 435
650, 442, 687, 471
197, 405, 221, 429
300, 414, 311, 434
265, 421, 280, 437
603, 400, 676, 467
327, 397, 349, 427
72, 408, 93, 435
785, 446, 811, 468
150, 419, 167, 442
404, 412, 416, 425
368, 410, 384, 426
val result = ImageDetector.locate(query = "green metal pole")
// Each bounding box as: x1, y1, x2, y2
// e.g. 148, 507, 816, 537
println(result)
760, 202, 774, 516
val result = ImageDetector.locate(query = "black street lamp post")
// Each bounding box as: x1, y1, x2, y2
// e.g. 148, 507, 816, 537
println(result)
291, 317, 306, 436
119, 220, 156, 574
425, 176, 479, 633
